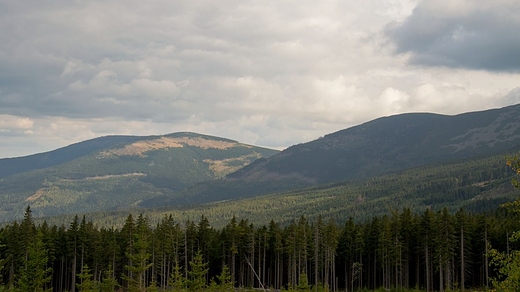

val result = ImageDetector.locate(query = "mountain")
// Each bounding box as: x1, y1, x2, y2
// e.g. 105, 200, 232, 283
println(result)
2, 104, 520, 223
143, 104, 520, 206
0, 132, 278, 222
0, 136, 143, 178
230, 104, 520, 183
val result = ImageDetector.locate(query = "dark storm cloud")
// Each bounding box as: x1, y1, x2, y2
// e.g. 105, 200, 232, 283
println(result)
386, 0, 520, 72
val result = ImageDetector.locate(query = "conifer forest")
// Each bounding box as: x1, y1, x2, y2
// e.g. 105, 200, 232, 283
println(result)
1, 204, 520, 292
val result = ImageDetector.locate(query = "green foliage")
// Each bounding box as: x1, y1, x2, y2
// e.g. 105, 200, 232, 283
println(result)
76, 265, 98, 292
188, 251, 208, 292
16, 230, 52, 292
489, 154, 520, 291
99, 265, 118, 292
146, 281, 159, 292
0, 243, 5, 285
2, 207, 520, 291
507, 154, 520, 188
296, 272, 310, 291
123, 215, 153, 292
216, 265, 234, 291
490, 247, 520, 291
168, 260, 187, 291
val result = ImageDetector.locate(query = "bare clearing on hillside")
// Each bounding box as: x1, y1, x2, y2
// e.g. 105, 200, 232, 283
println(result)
60, 173, 147, 182
26, 188, 45, 202
100, 136, 246, 157
204, 153, 263, 177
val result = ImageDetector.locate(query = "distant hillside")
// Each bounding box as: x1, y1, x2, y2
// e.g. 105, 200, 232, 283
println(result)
38, 149, 520, 229
229, 104, 520, 184
0, 136, 142, 178
139, 104, 520, 209
0, 132, 278, 222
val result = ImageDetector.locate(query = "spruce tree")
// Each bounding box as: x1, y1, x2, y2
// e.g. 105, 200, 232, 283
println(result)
217, 265, 234, 291
76, 264, 97, 292
168, 259, 186, 291
297, 272, 310, 291
99, 265, 118, 292
123, 215, 153, 292
17, 230, 52, 292
188, 250, 208, 292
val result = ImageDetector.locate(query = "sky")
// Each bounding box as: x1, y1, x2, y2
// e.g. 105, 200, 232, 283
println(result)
1, 0, 520, 158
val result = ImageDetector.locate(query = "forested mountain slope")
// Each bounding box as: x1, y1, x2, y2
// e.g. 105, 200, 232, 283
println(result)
142, 104, 520, 207
228, 104, 520, 185
41, 149, 519, 229
0, 135, 142, 178
0, 132, 278, 222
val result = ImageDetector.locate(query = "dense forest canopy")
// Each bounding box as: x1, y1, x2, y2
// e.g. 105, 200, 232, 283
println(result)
0, 205, 519, 292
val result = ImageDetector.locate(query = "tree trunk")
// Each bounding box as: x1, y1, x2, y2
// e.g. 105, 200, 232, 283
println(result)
461, 224, 465, 292
71, 246, 76, 292
484, 225, 489, 288
425, 240, 430, 292
314, 225, 319, 291
439, 255, 444, 292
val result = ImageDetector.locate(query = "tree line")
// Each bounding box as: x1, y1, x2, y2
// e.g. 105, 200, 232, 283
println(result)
0, 205, 518, 292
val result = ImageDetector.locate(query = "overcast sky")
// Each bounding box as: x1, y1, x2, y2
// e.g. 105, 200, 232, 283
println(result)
1, 0, 520, 158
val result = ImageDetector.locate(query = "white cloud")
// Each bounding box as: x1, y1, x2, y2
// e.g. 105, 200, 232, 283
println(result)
0, 115, 34, 132
0, 0, 519, 157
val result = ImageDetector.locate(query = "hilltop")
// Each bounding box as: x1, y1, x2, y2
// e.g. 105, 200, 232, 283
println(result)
0, 132, 278, 221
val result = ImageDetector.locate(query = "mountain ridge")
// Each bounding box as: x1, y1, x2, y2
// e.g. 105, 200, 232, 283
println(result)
1, 104, 520, 222
0, 132, 279, 222
228, 104, 520, 184
143, 104, 520, 207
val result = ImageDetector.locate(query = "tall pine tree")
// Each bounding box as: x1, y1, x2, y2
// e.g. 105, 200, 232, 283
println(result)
17, 230, 52, 292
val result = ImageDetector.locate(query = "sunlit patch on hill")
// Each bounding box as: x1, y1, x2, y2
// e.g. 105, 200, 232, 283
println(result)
59, 173, 147, 182
98, 136, 247, 157
26, 188, 46, 202
204, 153, 264, 177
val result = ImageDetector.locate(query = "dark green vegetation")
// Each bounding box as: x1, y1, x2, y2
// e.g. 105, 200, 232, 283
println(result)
225, 104, 520, 191
488, 154, 520, 291
0, 133, 278, 222
0, 205, 517, 291
38, 149, 518, 230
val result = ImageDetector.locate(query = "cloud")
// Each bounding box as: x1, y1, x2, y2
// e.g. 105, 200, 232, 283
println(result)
0, 115, 34, 133
504, 87, 520, 104
386, 0, 520, 72
0, 0, 519, 157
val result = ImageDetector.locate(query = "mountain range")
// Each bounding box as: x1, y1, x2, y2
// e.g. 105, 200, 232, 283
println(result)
1, 104, 520, 223
144, 103, 520, 207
